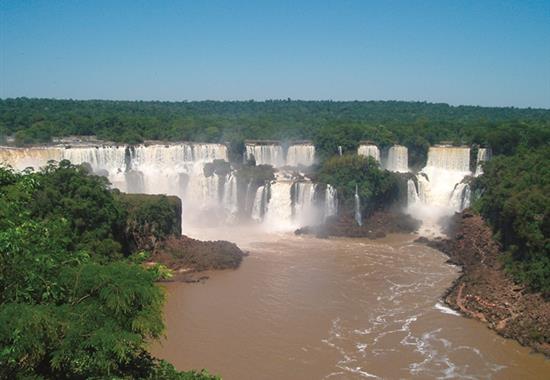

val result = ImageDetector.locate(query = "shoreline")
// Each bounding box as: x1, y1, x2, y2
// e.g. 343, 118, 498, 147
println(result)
419, 211, 550, 357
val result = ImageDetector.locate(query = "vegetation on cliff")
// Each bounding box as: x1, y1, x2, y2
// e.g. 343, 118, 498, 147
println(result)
318, 154, 400, 217
117, 193, 182, 252
427, 212, 550, 355
0, 162, 219, 379
473, 146, 550, 295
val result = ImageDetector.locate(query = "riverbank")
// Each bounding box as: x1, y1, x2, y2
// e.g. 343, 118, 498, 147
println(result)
118, 193, 247, 281
151, 235, 247, 282
422, 211, 550, 356
295, 211, 420, 238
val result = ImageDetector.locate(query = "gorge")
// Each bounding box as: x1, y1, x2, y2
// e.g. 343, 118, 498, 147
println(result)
0, 140, 483, 234
1, 140, 548, 379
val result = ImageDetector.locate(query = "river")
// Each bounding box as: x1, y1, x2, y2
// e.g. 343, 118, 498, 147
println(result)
152, 229, 549, 379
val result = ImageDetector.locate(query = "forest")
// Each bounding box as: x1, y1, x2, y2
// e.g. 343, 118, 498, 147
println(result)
1, 99, 549, 377
0, 161, 219, 379
1, 98, 550, 164
473, 146, 550, 295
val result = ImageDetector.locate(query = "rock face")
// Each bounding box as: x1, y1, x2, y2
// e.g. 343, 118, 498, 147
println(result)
295, 211, 421, 239
118, 192, 246, 276
154, 235, 245, 274
426, 211, 550, 356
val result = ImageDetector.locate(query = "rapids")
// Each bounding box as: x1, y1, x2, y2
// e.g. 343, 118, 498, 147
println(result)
152, 228, 550, 380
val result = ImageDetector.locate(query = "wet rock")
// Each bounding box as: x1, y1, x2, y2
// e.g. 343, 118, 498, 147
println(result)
421, 211, 550, 357
295, 211, 420, 239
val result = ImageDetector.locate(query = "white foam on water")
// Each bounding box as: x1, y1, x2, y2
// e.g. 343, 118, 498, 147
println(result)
434, 302, 461, 316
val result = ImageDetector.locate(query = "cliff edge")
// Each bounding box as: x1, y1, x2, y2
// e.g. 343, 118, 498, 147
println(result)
424, 211, 550, 356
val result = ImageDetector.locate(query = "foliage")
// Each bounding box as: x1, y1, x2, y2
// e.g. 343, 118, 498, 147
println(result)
118, 193, 182, 252
2, 98, 549, 162
318, 154, 400, 217
473, 147, 550, 294
0, 164, 218, 379
0, 160, 128, 261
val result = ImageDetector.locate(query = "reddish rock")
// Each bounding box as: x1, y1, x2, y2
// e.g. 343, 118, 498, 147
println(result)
427, 212, 550, 356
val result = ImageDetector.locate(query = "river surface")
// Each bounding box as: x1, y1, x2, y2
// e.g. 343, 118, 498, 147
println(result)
152, 228, 550, 379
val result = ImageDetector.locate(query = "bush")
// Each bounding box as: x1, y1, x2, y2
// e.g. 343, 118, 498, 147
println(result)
318, 154, 400, 217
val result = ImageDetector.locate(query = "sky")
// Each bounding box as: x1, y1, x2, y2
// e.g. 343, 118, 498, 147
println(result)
1, 0, 549, 108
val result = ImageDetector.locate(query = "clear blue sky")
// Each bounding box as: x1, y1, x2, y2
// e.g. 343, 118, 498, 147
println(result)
1, 0, 549, 107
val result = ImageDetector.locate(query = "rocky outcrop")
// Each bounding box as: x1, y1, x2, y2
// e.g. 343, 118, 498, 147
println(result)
425, 211, 550, 356
153, 235, 246, 277
295, 211, 420, 239
118, 193, 246, 278
117, 193, 182, 253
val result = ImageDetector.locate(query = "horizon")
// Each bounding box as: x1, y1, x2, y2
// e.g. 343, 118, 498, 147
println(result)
1, 97, 549, 111
1, 1, 549, 108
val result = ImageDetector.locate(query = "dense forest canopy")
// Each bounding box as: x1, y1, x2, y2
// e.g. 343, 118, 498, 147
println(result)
473, 146, 550, 295
0, 162, 218, 379
1, 98, 549, 376
1, 98, 550, 161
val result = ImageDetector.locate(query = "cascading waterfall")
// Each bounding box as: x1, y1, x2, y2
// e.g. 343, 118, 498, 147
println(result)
251, 185, 267, 221
408, 146, 472, 235
407, 179, 420, 204
357, 144, 380, 162
0, 147, 64, 170
449, 182, 471, 211
0, 143, 229, 228
286, 143, 315, 167
292, 182, 317, 226
338, 146, 343, 156
354, 184, 362, 226
383, 145, 408, 172
223, 174, 239, 217
1, 143, 337, 231
263, 180, 294, 230
324, 184, 338, 220
245, 143, 285, 167
127, 144, 227, 211
475, 147, 492, 177
246, 142, 315, 167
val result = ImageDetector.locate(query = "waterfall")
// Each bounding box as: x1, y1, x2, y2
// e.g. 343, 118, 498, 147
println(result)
2, 143, 333, 232
407, 179, 420, 205
338, 146, 343, 156
243, 181, 254, 214
0, 143, 229, 230
383, 145, 408, 172
251, 185, 267, 221
408, 146, 472, 236
354, 184, 362, 226
475, 148, 491, 177
419, 146, 470, 207
449, 183, 471, 211
426, 146, 470, 171
127, 144, 228, 209
324, 184, 338, 219
292, 182, 317, 225
286, 144, 315, 167
263, 180, 294, 230
223, 174, 239, 216
357, 144, 380, 162
245, 143, 285, 167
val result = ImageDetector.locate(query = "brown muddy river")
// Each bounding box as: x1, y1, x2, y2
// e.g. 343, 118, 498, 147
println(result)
152, 229, 549, 379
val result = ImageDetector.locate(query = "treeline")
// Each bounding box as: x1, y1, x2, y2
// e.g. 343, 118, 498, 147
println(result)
1, 98, 549, 162
0, 161, 218, 379
473, 146, 550, 296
